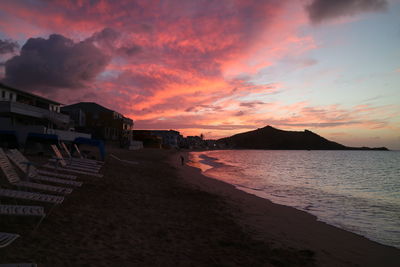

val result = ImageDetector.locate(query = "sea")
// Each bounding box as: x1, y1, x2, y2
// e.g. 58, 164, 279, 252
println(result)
188, 150, 400, 249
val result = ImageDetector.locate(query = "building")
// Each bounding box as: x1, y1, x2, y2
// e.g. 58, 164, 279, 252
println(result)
132, 130, 182, 149
0, 83, 90, 146
61, 102, 134, 145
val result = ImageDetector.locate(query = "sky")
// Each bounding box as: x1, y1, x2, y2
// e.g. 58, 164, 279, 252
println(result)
0, 0, 399, 149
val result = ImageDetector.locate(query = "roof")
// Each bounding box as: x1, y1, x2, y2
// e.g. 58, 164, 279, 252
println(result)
62, 102, 133, 123
133, 130, 180, 135
62, 102, 114, 113
0, 82, 62, 105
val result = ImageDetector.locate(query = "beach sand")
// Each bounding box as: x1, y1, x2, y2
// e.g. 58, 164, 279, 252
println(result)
0, 148, 399, 266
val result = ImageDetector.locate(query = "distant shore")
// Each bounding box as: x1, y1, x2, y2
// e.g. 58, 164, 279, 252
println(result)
0, 148, 398, 266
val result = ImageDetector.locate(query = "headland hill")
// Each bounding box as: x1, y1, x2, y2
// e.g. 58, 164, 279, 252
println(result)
216, 125, 389, 151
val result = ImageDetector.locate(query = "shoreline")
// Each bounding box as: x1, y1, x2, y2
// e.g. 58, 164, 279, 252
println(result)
173, 151, 400, 266
0, 148, 399, 266
184, 149, 400, 249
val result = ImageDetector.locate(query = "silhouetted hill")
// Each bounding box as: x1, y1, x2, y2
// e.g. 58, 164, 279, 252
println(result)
217, 126, 388, 150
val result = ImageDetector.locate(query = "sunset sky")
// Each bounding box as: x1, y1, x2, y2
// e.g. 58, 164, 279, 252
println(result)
0, 0, 399, 149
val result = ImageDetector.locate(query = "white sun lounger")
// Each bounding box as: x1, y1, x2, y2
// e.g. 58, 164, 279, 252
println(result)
36, 169, 76, 180
42, 164, 103, 178
0, 149, 72, 195
6, 151, 82, 187
47, 160, 100, 173
73, 144, 104, 164
47, 158, 101, 172
51, 145, 101, 172
25, 175, 82, 187
8, 149, 77, 180
43, 146, 103, 177
43, 163, 104, 177
0, 205, 45, 217
61, 142, 103, 166
48, 156, 100, 172
0, 188, 63, 204
0, 232, 19, 248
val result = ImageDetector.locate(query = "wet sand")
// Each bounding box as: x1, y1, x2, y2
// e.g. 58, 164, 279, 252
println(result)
0, 148, 399, 266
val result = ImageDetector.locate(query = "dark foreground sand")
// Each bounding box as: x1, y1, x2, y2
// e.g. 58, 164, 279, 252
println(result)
0, 148, 399, 266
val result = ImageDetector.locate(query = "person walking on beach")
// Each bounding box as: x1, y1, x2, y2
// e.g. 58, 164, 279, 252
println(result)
180, 155, 185, 166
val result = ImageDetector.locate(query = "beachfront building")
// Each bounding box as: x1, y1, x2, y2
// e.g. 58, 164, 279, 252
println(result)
0, 83, 90, 146
61, 102, 134, 145
181, 135, 205, 149
132, 130, 182, 149
132, 130, 162, 148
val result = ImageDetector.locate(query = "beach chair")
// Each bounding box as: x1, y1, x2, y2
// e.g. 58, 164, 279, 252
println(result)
6, 151, 82, 187
43, 146, 104, 178
0, 232, 19, 248
0, 204, 45, 217
0, 187, 63, 204
0, 148, 72, 195
8, 149, 77, 180
42, 163, 104, 178
0, 203, 47, 237
48, 145, 101, 173
58, 143, 102, 169
62, 142, 104, 165
74, 144, 104, 164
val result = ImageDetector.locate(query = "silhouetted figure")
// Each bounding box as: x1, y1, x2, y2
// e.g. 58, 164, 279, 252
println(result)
180, 155, 184, 166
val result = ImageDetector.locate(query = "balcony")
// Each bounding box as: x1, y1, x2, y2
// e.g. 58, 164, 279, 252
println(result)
0, 101, 69, 124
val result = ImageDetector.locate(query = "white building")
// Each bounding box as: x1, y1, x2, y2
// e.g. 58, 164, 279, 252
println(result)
0, 83, 90, 145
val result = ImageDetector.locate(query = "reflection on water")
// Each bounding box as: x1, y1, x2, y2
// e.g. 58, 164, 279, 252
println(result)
189, 150, 400, 248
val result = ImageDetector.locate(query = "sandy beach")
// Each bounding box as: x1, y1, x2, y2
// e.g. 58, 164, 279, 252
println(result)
1, 148, 399, 266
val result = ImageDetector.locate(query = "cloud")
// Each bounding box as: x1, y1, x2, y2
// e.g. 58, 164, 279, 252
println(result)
3, 32, 110, 92
301, 58, 318, 67
117, 45, 141, 57
0, 39, 19, 54
86, 27, 120, 51
239, 101, 265, 108
0, 0, 300, 106
234, 111, 246, 116
4, 0, 397, 146
86, 28, 141, 57
306, 0, 388, 24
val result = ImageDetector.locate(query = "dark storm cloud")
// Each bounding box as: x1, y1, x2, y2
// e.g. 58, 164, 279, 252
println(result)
86, 27, 141, 57
3, 33, 110, 91
306, 0, 388, 24
117, 45, 141, 56
86, 27, 119, 50
0, 39, 19, 54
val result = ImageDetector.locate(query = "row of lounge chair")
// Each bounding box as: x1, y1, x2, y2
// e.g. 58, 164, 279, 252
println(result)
0, 143, 104, 266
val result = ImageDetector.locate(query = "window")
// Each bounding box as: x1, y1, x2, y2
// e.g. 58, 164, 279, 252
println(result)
1, 91, 5, 98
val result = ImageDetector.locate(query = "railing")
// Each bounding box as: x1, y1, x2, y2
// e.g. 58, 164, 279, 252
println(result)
0, 101, 69, 124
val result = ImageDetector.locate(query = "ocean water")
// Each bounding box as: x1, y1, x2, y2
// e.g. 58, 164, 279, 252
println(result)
188, 150, 400, 249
